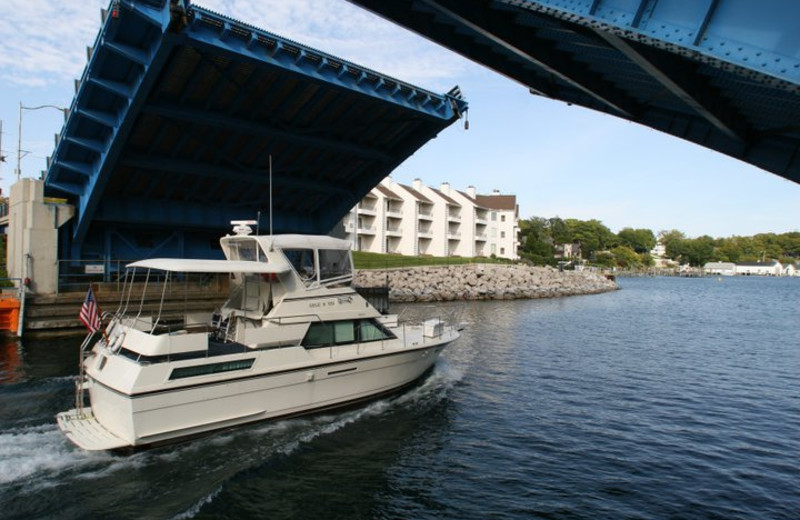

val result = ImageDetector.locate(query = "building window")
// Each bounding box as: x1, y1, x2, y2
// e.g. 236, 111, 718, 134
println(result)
501, 215, 506, 222
491, 212, 497, 221
500, 231, 505, 239
500, 248, 505, 255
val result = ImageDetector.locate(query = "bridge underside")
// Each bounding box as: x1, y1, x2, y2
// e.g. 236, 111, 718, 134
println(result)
349, 0, 800, 185
45, 0, 466, 263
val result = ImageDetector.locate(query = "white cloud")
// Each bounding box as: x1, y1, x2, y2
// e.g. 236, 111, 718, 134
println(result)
0, 0, 107, 86
0, 0, 470, 90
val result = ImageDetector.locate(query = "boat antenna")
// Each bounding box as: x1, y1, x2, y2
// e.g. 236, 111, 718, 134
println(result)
256, 210, 261, 261
269, 154, 273, 250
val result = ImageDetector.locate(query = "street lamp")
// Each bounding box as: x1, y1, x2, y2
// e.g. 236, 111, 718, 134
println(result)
16, 102, 68, 181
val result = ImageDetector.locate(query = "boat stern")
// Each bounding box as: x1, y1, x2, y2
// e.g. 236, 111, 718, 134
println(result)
56, 408, 132, 451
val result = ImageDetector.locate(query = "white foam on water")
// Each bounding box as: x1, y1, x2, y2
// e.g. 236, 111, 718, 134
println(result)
170, 485, 223, 520
0, 423, 108, 486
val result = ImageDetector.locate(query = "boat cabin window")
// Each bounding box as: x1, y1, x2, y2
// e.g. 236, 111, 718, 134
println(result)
319, 249, 352, 282
169, 358, 255, 380
284, 248, 316, 282
302, 319, 395, 348
228, 239, 266, 262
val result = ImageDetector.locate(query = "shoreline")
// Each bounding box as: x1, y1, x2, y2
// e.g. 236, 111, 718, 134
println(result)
354, 263, 619, 302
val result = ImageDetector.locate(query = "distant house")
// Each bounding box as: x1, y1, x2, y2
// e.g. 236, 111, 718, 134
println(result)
736, 260, 783, 276
784, 263, 797, 277
703, 261, 736, 276
650, 242, 666, 257
554, 242, 581, 260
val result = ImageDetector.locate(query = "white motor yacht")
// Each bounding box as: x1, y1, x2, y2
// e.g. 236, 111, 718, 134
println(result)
56, 222, 459, 451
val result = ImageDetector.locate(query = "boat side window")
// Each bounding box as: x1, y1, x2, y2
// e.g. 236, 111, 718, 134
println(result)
334, 321, 355, 344
318, 249, 351, 282
303, 322, 334, 348
303, 319, 393, 348
284, 248, 316, 282
169, 358, 255, 380
358, 319, 395, 342
303, 321, 355, 348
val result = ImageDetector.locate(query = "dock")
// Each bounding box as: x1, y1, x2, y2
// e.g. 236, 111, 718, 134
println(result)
11, 284, 228, 338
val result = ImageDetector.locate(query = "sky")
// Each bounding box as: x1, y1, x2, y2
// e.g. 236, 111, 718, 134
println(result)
0, 0, 798, 239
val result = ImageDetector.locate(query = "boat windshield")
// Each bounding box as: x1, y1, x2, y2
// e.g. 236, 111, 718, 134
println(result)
228, 239, 267, 262
283, 247, 352, 287
319, 249, 351, 282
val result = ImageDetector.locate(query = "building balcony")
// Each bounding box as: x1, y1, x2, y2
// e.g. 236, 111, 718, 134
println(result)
417, 211, 433, 221
357, 225, 377, 235
386, 207, 403, 218
447, 231, 461, 239
447, 213, 461, 222
386, 227, 402, 237
357, 204, 377, 215
475, 233, 487, 241
418, 229, 433, 238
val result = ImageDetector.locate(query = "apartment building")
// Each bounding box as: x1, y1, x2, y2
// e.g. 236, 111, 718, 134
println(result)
339, 177, 519, 259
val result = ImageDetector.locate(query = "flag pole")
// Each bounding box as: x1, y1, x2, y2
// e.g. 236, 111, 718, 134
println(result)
92, 283, 110, 345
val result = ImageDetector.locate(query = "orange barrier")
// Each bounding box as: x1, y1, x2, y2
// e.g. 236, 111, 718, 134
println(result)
0, 298, 20, 334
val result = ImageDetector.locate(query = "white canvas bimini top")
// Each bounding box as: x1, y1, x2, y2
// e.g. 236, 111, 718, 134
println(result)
127, 258, 291, 273
248, 234, 352, 251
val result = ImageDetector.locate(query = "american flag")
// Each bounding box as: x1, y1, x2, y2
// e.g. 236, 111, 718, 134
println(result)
79, 286, 102, 333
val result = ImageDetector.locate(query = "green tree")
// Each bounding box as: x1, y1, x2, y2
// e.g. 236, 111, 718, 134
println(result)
658, 229, 687, 260
548, 217, 571, 244
618, 228, 656, 254
566, 219, 617, 259
611, 245, 641, 268
519, 217, 555, 265
683, 235, 715, 266
639, 252, 655, 267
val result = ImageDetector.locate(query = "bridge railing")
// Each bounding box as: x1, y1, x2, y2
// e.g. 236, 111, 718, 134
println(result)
56, 259, 230, 295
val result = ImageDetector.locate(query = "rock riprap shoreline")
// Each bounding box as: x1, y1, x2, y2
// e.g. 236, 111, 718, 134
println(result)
354, 264, 618, 302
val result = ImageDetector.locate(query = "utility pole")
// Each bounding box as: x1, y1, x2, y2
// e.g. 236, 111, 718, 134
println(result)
16, 102, 68, 180
0, 119, 5, 180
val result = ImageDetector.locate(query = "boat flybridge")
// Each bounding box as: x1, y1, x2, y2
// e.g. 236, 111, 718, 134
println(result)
56, 222, 459, 451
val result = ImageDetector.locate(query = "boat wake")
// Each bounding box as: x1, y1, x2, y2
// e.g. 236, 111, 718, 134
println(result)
0, 423, 108, 486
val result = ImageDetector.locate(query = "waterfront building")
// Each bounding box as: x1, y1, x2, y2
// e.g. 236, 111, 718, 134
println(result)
703, 261, 737, 276
735, 260, 783, 276
340, 178, 519, 259
703, 260, 786, 276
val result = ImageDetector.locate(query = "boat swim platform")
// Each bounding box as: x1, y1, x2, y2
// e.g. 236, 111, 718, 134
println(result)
349, 0, 800, 186
43, 0, 467, 262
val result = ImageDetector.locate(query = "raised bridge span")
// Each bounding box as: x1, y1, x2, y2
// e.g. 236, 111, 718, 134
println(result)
43, 0, 467, 263
350, 0, 800, 185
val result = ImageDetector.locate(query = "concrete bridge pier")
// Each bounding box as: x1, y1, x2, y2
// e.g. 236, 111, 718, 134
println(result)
7, 178, 74, 295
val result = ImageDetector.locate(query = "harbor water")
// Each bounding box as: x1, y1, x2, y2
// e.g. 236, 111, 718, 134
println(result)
1, 276, 798, 519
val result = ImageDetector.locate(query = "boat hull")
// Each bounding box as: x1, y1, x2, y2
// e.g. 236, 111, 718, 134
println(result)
58, 341, 449, 451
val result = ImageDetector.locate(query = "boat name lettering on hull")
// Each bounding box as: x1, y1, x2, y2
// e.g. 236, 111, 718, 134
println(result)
309, 300, 336, 309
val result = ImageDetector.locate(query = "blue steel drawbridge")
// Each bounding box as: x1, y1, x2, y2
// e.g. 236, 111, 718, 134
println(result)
44, 0, 467, 264
44, 0, 800, 271
349, 0, 800, 184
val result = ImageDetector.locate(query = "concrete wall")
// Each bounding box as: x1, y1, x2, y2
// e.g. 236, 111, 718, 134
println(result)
8, 179, 74, 294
